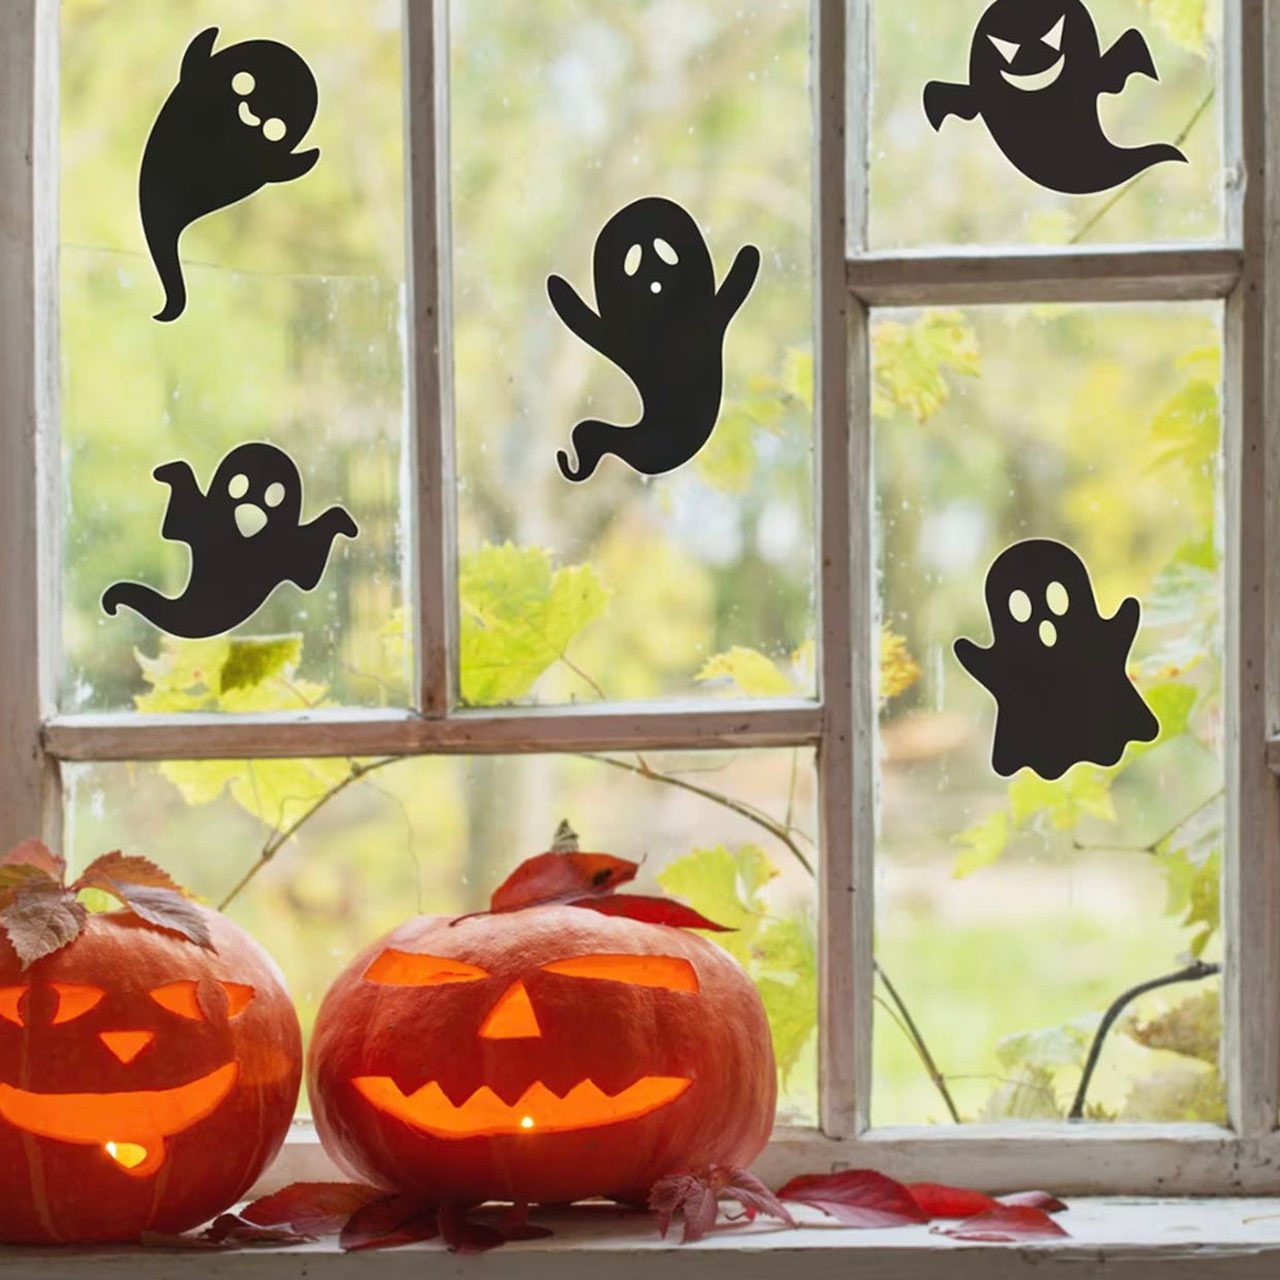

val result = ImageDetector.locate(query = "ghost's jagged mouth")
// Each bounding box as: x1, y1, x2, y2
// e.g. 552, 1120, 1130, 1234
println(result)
0, 1062, 238, 1177
1001, 54, 1065, 92
353, 1075, 692, 1140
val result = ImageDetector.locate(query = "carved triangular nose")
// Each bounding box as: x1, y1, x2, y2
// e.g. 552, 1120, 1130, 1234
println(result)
100, 1031, 155, 1064
479, 981, 542, 1040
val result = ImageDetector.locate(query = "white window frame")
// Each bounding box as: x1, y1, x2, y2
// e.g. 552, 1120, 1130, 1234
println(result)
1, 0, 1277, 1196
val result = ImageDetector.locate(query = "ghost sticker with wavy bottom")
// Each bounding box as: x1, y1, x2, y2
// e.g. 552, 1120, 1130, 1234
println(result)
547, 197, 760, 482
140, 27, 320, 322
923, 0, 1186, 195
102, 443, 357, 639
954, 539, 1159, 780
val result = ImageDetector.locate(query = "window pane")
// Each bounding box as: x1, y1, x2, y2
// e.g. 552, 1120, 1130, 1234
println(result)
450, 0, 816, 707
59, 3, 408, 712
66, 748, 818, 1124
873, 302, 1224, 1125
871, 1, 1224, 249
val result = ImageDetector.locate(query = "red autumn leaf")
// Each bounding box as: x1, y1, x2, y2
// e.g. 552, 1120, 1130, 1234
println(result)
908, 1183, 1000, 1219
0, 880, 87, 968
76, 851, 191, 897
0, 862, 56, 902
102, 883, 213, 949
243, 1181, 385, 1236
340, 1195, 438, 1251
202, 1214, 314, 1246
999, 1190, 1069, 1213
1, 839, 65, 884
438, 1204, 507, 1254
934, 1205, 1070, 1242
574, 894, 732, 932
777, 1169, 928, 1228
489, 851, 638, 913
650, 1172, 721, 1244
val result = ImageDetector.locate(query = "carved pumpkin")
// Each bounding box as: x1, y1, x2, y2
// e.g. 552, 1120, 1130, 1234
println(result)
0, 908, 301, 1243
308, 905, 776, 1205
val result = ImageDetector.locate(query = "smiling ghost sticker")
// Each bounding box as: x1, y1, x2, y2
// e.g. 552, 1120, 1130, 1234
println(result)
953, 540, 1160, 780
140, 27, 320, 321
102, 443, 357, 639
547, 196, 760, 482
923, 0, 1186, 195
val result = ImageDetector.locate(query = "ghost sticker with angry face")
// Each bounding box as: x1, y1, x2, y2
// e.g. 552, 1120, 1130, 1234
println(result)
102, 443, 357, 639
954, 540, 1160, 780
923, 0, 1186, 195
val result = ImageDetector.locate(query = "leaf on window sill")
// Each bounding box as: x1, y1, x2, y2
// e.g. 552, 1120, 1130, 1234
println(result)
776, 1169, 927, 1228
932, 1204, 1070, 1242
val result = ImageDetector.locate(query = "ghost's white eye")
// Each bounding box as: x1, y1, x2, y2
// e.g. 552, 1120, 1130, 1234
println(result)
1046, 581, 1069, 615
1043, 15, 1065, 51
263, 482, 287, 509
262, 117, 287, 143
653, 238, 679, 265
624, 244, 643, 277
988, 34, 1020, 64
232, 71, 256, 96
1008, 590, 1033, 623
228, 473, 250, 500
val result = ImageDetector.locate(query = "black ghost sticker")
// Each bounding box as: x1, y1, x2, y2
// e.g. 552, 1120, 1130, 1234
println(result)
547, 196, 760, 482
923, 0, 1186, 195
140, 27, 320, 322
953, 539, 1159, 780
102, 443, 358, 639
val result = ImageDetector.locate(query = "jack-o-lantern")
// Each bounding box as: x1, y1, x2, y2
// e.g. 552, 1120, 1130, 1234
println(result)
308, 905, 776, 1205
0, 908, 301, 1243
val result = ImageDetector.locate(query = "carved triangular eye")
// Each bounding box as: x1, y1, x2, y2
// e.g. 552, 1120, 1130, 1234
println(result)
1044, 15, 1065, 51
51, 983, 105, 1025
543, 954, 698, 992
988, 34, 1020, 64
150, 980, 204, 1021
364, 950, 489, 987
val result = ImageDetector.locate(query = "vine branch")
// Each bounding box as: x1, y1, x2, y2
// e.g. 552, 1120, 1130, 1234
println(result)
876, 962, 962, 1124
1068, 958, 1221, 1121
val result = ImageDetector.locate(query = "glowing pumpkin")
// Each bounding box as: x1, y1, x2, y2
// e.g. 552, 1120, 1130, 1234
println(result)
308, 905, 776, 1205
0, 908, 301, 1243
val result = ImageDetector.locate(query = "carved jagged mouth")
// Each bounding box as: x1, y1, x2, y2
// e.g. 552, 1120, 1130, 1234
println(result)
0, 1062, 239, 1177
353, 1075, 692, 1140
1001, 55, 1065, 92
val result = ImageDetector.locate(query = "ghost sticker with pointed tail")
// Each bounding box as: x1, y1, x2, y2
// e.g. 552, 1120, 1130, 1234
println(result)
102, 443, 357, 639
923, 0, 1186, 195
140, 27, 320, 322
547, 196, 760, 482
954, 540, 1160, 780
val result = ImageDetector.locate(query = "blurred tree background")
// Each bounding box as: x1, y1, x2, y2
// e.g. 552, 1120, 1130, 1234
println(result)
60, 0, 1225, 1129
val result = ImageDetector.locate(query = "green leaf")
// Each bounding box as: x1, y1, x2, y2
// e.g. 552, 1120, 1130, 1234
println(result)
1138, 0, 1208, 56
1124, 988, 1220, 1065
219, 637, 304, 695
1160, 843, 1221, 953
657, 844, 776, 964
696, 647, 795, 697
1008, 767, 1116, 831
996, 1018, 1096, 1072
695, 406, 759, 493
780, 348, 814, 412
459, 544, 608, 706
755, 916, 817, 1084
951, 809, 1011, 879
872, 310, 980, 424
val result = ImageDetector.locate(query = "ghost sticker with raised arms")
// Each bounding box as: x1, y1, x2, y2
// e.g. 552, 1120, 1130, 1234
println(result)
953, 539, 1159, 780
547, 196, 760, 482
102, 443, 358, 639
140, 27, 320, 322
923, 0, 1186, 195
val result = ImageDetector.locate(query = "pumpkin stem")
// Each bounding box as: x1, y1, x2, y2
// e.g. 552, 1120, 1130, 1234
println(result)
550, 819, 580, 854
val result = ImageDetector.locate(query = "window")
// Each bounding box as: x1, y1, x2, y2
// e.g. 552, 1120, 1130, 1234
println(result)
0, 0, 1273, 1199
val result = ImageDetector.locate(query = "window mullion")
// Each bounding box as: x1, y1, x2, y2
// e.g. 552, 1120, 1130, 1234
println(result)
1221, 0, 1280, 1142
404, 0, 456, 719
0, 1, 59, 852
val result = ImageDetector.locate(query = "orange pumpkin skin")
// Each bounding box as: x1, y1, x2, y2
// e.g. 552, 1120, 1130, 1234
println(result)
0, 909, 301, 1244
308, 906, 776, 1205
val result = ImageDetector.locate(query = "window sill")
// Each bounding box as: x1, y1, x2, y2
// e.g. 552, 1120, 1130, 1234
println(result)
5, 1200, 1280, 1279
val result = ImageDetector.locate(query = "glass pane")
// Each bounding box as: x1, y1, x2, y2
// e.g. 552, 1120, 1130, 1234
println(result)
871, 1, 1224, 249
450, 0, 816, 707
872, 302, 1225, 1125
66, 747, 819, 1124
60, 2, 408, 712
